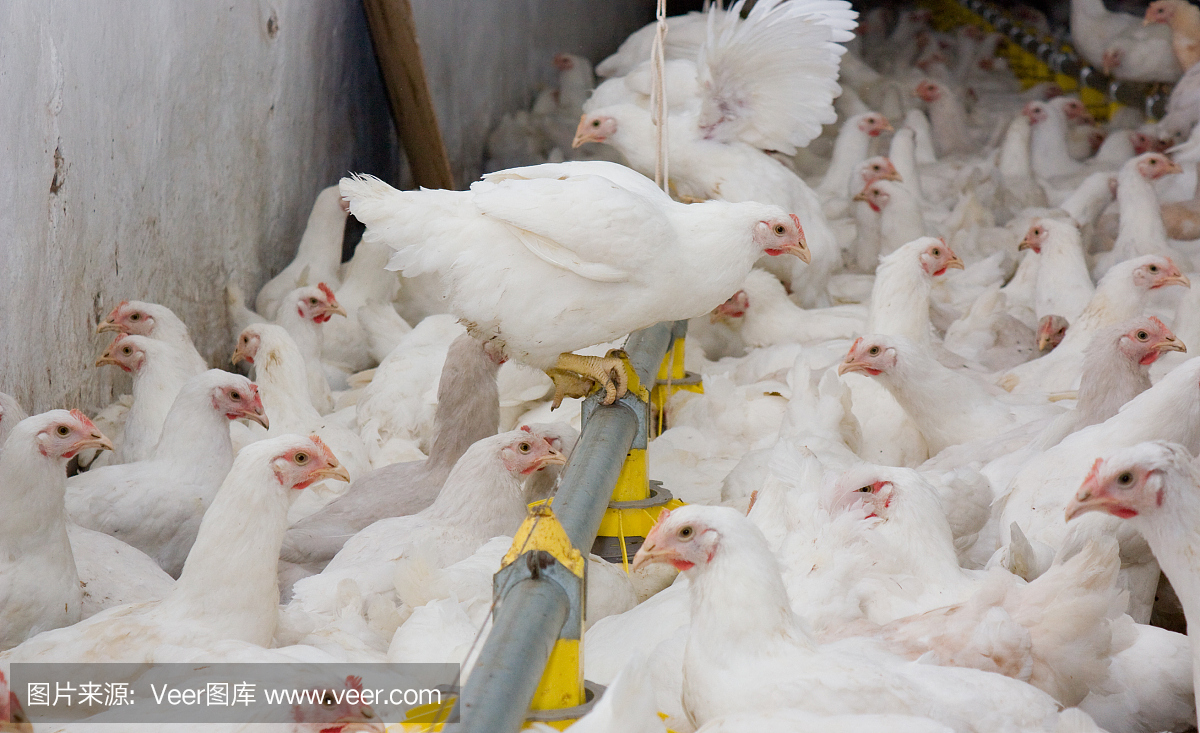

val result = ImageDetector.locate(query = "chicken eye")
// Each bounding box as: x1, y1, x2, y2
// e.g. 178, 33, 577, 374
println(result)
518, 442, 531, 453
309, 297, 319, 305
931, 248, 941, 257
868, 346, 881, 356
857, 485, 873, 493
56, 425, 71, 437
678, 526, 694, 539
1150, 159, 1158, 166
591, 119, 601, 127
322, 692, 335, 707
1117, 472, 1134, 485
1137, 331, 1149, 341
130, 313, 141, 321
1149, 265, 1160, 273
121, 346, 132, 355
294, 452, 309, 465
229, 390, 241, 400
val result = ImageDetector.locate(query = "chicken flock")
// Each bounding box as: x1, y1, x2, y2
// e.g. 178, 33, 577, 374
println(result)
11, 0, 1200, 731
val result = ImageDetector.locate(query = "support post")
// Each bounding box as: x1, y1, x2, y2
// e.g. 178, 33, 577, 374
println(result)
361, 0, 456, 190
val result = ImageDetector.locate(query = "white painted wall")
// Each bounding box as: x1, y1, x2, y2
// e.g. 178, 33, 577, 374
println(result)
0, 0, 652, 413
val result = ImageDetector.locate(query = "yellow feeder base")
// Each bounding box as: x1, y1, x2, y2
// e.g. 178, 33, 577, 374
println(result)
651, 336, 704, 437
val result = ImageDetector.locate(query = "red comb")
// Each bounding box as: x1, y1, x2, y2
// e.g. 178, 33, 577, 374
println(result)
317, 282, 338, 304
69, 409, 97, 431
308, 434, 337, 465
520, 425, 532, 433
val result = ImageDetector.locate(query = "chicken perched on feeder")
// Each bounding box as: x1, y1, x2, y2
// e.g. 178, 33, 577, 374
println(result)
340, 160, 808, 407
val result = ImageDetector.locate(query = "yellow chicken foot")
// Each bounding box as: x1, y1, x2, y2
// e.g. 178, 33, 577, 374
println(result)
545, 352, 629, 408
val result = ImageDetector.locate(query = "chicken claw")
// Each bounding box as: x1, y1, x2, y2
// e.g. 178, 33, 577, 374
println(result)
545, 352, 629, 409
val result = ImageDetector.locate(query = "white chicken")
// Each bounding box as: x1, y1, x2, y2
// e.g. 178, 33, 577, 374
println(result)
0, 410, 112, 650
341, 161, 808, 404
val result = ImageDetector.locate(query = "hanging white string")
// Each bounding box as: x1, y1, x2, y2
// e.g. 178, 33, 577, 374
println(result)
650, 0, 669, 192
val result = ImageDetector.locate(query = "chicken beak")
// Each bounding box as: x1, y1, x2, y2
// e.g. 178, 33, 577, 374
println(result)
95, 351, 120, 368
838, 360, 868, 376
883, 170, 903, 182
243, 408, 270, 429
1064, 487, 1130, 522
880, 121, 894, 133
326, 302, 348, 318
74, 431, 115, 454
783, 238, 811, 264
535, 449, 567, 469
1165, 160, 1185, 175
231, 346, 247, 366
1157, 336, 1187, 354
852, 190, 870, 203
96, 318, 121, 335
1037, 332, 1055, 351
314, 463, 351, 483
944, 255, 965, 270
631, 538, 673, 572
1162, 272, 1192, 288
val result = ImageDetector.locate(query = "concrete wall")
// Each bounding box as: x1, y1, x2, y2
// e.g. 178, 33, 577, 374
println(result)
0, 0, 652, 414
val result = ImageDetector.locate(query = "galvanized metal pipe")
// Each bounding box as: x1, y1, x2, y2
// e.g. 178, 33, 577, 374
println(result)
453, 322, 678, 733
455, 578, 570, 732
553, 405, 640, 551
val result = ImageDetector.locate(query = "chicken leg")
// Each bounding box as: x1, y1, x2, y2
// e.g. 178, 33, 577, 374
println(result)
546, 351, 629, 409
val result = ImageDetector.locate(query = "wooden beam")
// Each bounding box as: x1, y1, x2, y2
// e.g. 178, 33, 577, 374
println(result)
361, 0, 456, 190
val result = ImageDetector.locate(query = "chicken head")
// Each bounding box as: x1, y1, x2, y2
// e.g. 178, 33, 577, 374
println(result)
838, 336, 898, 377
1055, 98, 1095, 125
857, 156, 903, 187
631, 506, 723, 572
288, 675, 383, 732
499, 431, 567, 476
95, 334, 145, 373
914, 80, 942, 104
1019, 222, 1049, 254
857, 113, 894, 137
1135, 152, 1184, 181
711, 290, 750, 322
232, 327, 263, 365
294, 283, 346, 324
32, 409, 114, 461
271, 435, 350, 490
1145, 0, 1178, 25
853, 182, 890, 212
1131, 256, 1190, 290
97, 300, 166, 336
1065, 442, 1184, 520
918, 239, 964, 276
1037, 315, 1070, 352
755, 214, 810, 262
826, 467, 896, 521
1116, 316, 1186, 366
211, 374, 269, 428
1022, 101, 1048, 126
573, 114, 618, 147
